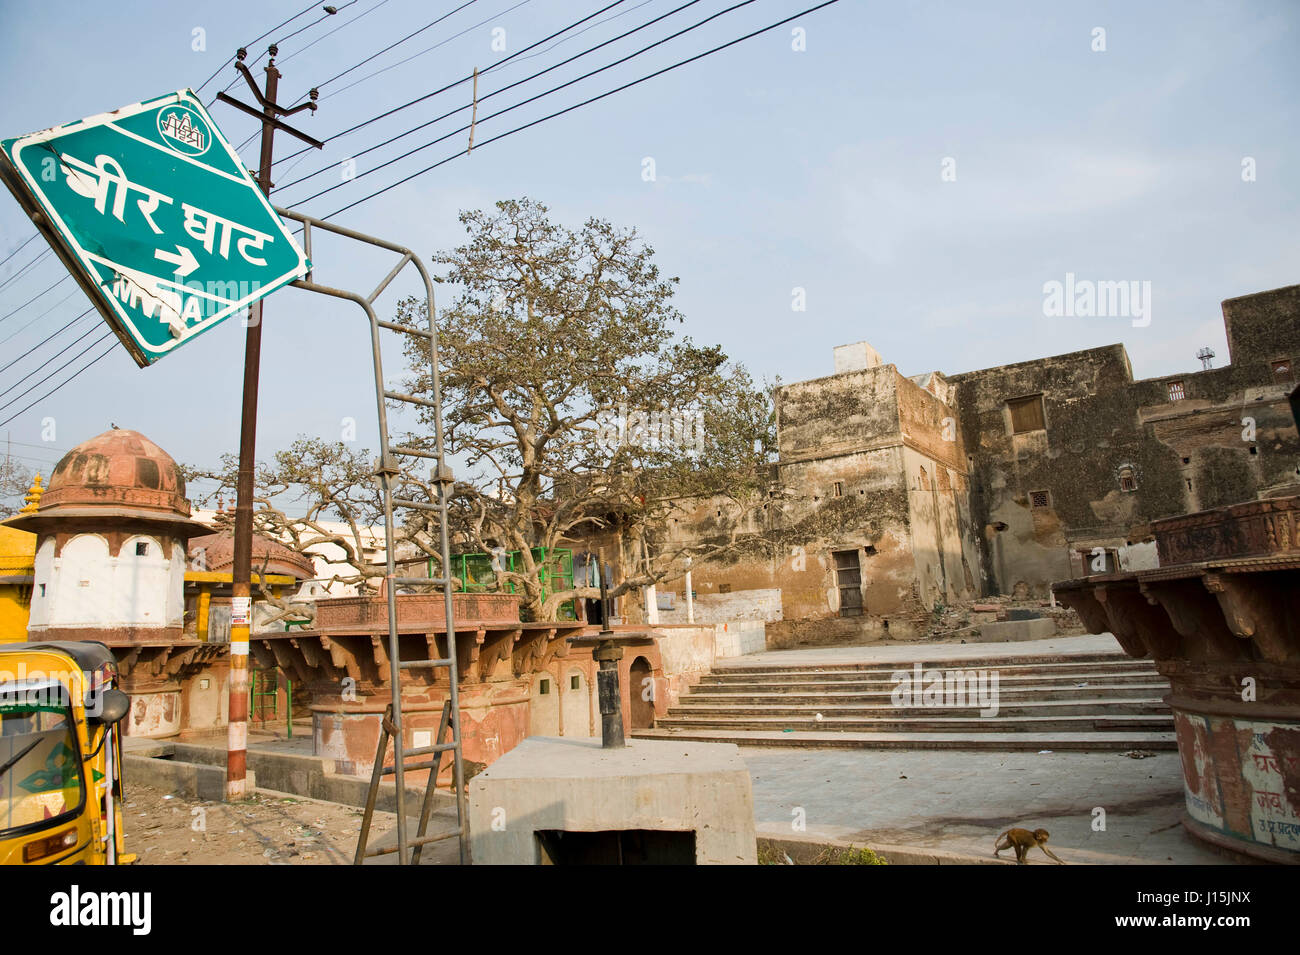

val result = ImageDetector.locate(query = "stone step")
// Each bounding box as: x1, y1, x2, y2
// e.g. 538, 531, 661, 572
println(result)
654, 713, 1173, 733
630, 727, 1179, 751
710, 654, 1154, 676
681, 683, 1170, 705
702, 662, 1159, 683
694, 673, 1166, 693
667, 699, 1169, 719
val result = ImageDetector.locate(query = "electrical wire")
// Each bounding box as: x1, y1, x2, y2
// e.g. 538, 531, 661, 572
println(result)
277, 2, 358, 47
286, 0, 743, 204
0, 234, 37, 270
322, 0, 842, 219
0, 336, 118, 428
0, 309, 95, 377
0, 327, 113, 413
281, 0, 395, 72
0, 286, 82, 346
0, 275, 71, 326
0, 247, 53, 293
287, 0, 465, 88
320, 0, 529, 101
272, 0, 624, 170
195, 0, 327, 94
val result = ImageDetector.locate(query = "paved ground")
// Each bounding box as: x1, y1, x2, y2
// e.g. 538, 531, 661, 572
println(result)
123, 636, 1228, 864
720, 632, 1127, 668
734, 634, 1224, 864
744, 747, 1227, 864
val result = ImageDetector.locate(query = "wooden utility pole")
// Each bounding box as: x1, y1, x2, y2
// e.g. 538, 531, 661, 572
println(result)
215, 46, 321, 800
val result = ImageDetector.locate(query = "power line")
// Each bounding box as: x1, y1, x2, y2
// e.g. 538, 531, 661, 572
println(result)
0, 336, 117, 428
0, 286, 82, 346
286, 0, 740, 204
0, 233, 37, 269
0, 275, 70, 326
277, 1, 357, 47
0, 246, 53, 293
285, 0, 453, 86
195, 0, 328, 94
272, 0, 623, 170
0, 327, 114, 415
0, 309, 94, 376
323, 0, 843, 219
0, 320, 103, 403
320, 0, 527, 101
280, 0, 667, 192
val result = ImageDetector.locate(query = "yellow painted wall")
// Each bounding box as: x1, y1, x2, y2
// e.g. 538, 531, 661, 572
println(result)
0, 525, 36, 641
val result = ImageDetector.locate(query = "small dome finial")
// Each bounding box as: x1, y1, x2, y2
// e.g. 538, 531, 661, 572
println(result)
20, 473, 44, 512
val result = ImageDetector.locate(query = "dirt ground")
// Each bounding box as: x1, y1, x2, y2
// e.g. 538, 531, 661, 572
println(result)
122, 783, 396, 865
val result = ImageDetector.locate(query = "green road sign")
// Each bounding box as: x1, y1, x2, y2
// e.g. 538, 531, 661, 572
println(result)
0, 89, 310, 367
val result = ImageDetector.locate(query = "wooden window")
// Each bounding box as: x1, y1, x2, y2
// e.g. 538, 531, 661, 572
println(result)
1119, 467, 1137, 492
832, 481, 843, 497
135, 541, 149, 556
1007, 395, 1045, 433
1167, 380, 1186, 402
1029, 490, 1050, 508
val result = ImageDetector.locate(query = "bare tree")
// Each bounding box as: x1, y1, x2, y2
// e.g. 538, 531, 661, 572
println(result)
392, 197, 775, 620
183, 439, 446, 626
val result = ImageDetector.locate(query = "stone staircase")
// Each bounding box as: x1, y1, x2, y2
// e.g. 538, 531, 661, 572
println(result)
633, 651, 1176, 751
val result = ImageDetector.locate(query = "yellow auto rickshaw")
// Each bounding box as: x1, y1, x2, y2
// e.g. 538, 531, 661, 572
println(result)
0, 641, 132, 864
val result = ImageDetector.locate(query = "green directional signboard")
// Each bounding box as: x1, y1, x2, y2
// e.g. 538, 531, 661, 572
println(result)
0, 89, 309, 366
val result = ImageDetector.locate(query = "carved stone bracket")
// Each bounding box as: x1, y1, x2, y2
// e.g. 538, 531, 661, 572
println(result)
1204, 572, 1295, 664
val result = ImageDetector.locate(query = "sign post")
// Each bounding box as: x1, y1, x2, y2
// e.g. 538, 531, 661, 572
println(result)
1, 71, 319, 800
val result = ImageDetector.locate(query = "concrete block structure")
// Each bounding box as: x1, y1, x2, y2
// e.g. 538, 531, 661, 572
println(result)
468, 736, 757, 864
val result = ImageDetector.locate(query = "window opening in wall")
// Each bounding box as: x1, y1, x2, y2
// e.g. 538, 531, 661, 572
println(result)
1271, 358, 1293, 380
1181, 456, 1190, 464
539, 679, 550, 695
1119, 468, 1137, 492
135, 541, 149, 556
1007, 394, 1046, 434
1029, 490, 1050, 508
718, 583, 732, 594
1249, 446, 1258, 455
1167, 380, 1186, 402
571, 675, 581, 690
832, 481, 843, 497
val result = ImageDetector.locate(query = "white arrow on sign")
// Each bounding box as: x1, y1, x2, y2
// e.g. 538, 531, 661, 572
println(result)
154, 244, 200, 278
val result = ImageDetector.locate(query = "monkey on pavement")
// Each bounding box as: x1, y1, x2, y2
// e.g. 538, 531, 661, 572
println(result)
994, 827, 1066, 864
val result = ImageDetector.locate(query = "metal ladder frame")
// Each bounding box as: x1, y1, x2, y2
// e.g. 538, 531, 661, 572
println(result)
274, 206, 468, 865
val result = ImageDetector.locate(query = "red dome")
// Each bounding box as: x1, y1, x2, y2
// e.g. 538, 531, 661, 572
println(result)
41, 428, 191, 517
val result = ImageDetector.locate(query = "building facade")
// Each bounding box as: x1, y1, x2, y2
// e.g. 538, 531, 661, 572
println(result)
664, 284, 1300, 643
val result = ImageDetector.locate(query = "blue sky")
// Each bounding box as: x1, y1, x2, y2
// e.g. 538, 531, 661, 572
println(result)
0, 0, 1296, 489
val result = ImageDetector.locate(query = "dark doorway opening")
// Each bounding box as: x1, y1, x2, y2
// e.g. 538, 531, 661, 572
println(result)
834, 549, 863, 617
536, 828, 696, 864
629, 656, 655, 729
